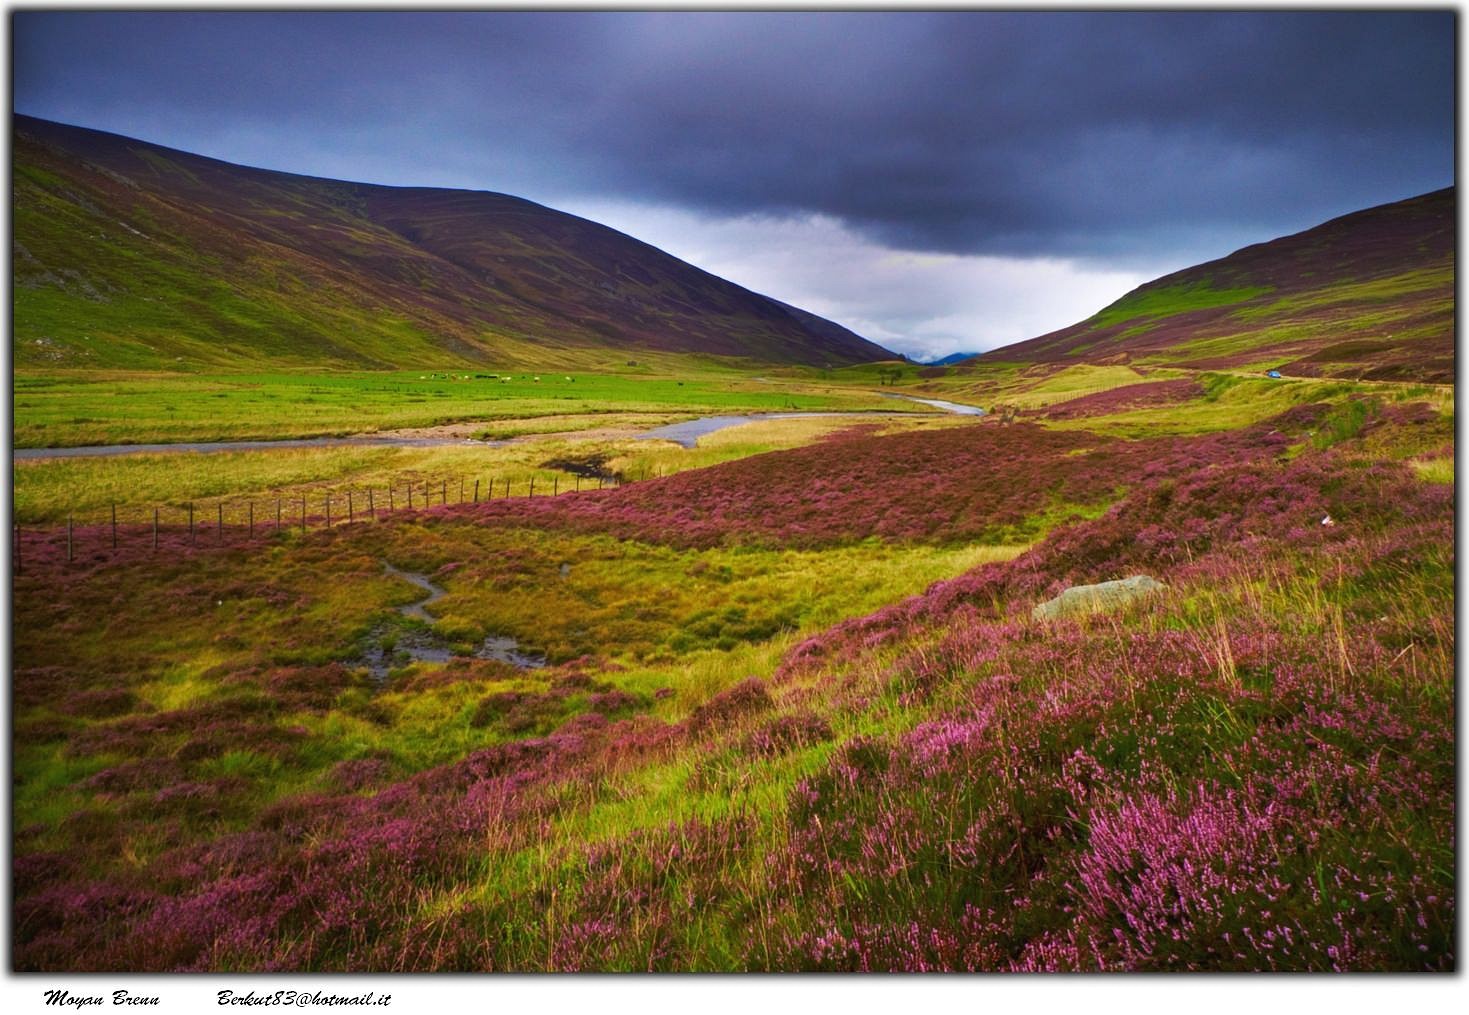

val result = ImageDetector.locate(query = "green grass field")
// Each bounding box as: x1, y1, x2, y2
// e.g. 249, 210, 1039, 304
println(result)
13, 366, 899, 448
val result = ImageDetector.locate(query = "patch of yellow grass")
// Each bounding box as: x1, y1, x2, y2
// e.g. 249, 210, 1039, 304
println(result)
1412, 456, 1454, 484
14, 411, 986, 524
983, 364, 1162, 409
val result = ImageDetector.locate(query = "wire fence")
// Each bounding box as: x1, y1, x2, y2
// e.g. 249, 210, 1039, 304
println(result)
12, 469, 636, 572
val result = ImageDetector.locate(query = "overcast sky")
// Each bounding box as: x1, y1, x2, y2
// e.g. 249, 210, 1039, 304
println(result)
12, 9, 1455, 360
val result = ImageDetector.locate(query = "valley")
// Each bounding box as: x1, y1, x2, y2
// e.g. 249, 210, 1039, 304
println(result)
9, 118, 1455, 973
13, 353, 1453, 971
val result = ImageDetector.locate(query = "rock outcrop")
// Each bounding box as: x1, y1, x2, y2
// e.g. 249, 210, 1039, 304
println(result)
1032, 575, 1165, 621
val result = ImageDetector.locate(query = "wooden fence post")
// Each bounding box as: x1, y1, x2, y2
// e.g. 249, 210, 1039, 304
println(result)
300, 496, 306, 534
111, 503, 117, 549
67, 513, 74, 562
553, 476, 558, 496
407, 483, 413, 510
529, 477, 535, 498
325, 495, 332, 529
249, 501, 254, 540
217, 502, 223, 544
153, 508, 159, 551
442, 479, 447, 504
188, 503, 195, 545
459, 478, 465, 503
473, 479, 480, 503
348, 490, 354, 524
504, 478, 510, 498
277, 498, 282, 531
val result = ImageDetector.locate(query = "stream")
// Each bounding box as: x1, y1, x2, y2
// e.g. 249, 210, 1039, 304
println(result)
634, 412, 853, 448
355, 562, 546, 682
635, 396, 985, 448
880, 393, 987, 415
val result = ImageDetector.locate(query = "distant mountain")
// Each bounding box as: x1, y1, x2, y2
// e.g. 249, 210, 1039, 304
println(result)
12, 115, 892, 370
924, 352, 980, 366
986, 189, 1454, 382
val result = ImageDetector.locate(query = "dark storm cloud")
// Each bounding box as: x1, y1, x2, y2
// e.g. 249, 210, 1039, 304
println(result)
13, 10, 1455, 262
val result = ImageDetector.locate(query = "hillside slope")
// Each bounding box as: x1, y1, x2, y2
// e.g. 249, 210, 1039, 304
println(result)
12, 115, 891, 371
987, 188, 1454, 382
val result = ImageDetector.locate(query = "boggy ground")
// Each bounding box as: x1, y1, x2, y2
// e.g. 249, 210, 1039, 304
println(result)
10, 390, 1454, 971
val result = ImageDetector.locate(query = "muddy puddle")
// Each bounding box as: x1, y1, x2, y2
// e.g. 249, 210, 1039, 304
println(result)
354, 563, 547, 682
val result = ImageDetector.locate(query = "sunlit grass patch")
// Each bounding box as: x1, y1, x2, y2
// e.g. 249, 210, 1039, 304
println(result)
365, 522, 1026, 666
13, 438, 674, 525
983, 364, 1159, 409
1411, 456, 1453, 484
1089, 280, 1274, 329
1040, 373, 1367, 437
13, 367, 897, 448
135, 658, 236, 712
13, 750, 114, 832
1230, 266, 1451, 320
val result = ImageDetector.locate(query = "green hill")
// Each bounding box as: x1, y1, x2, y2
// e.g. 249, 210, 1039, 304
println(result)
12, 115, 891, 371
986, 188, 1454, 382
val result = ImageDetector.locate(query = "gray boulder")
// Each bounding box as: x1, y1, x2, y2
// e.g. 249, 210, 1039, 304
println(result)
1032, 575, 1165, 621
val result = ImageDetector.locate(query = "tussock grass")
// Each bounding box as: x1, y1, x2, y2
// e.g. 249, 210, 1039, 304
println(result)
1411, 456, 1453, 484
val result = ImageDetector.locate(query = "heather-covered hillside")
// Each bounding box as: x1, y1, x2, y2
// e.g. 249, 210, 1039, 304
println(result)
989, 189, 1454, 382
13, 116, 890, 371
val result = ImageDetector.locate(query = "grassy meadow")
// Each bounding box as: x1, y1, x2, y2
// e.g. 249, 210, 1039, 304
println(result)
12, 410, 971, 526
9, 359, 1456, 971
13, 364, 898, 448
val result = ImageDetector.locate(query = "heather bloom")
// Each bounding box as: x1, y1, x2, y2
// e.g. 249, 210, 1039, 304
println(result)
10, 402, 1452, 971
